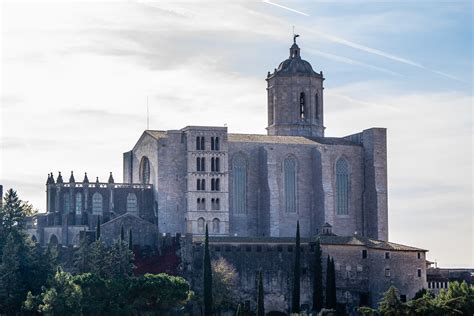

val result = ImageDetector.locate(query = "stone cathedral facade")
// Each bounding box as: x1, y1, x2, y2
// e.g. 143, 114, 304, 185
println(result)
123, 39, 387, 241
28, 38, 428, 313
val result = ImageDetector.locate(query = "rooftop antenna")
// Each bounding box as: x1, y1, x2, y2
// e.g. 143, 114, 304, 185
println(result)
146, 96, 149, 130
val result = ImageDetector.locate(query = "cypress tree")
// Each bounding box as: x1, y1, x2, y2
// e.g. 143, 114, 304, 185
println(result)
95, 216, 101, 241
256, 270, 264, 316
120, 225, 125, 242
291, 221, 301, 314
312, 238, 323, 312
128, 229, 133, 251
325, 256, 331, 309
203, 224, 213, 316
325, 256, 337, 310
330, 258, 337, 309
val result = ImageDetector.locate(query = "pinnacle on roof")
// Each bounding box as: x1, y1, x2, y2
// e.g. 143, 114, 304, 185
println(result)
56, 172, 63, 184
69, 171, 75, 183
108, 172, 114, 184
83, 172, 89, 183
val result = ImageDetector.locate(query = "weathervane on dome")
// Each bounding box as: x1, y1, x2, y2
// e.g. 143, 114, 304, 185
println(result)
292, 25, 300, 44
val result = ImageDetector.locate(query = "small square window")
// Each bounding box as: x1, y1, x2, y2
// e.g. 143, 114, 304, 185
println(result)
400, 295, 407, 302
385, 252, 390, 259
277, 245, 283, 252
385, 268, 391, 277
288, 246, 293, 252
246, 246, 251, 252
256, 246, 262, 252
225, 246, 231, 252
362, 250, 367, 259
215, 246, 221, 252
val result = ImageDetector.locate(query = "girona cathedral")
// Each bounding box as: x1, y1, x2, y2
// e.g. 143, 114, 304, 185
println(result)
28, 38, 427, 313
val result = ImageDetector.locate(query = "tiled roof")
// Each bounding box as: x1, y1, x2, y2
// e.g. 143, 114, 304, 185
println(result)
194, 234, 426, 252
228, 134, 320, 145
228, 133, 358, 146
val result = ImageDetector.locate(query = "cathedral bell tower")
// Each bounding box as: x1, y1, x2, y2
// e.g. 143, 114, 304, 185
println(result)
266, 35, 325, 138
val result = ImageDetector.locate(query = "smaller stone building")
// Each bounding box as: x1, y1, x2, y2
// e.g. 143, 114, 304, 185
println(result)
182, 227, 427, 314
28, 171, 157, 247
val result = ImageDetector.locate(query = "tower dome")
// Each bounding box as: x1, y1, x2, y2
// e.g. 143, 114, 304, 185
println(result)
266, 36, 325, 138
269, 40, 319, 78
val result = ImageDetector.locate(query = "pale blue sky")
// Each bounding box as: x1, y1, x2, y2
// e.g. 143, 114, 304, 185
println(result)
1, 0, 472, 267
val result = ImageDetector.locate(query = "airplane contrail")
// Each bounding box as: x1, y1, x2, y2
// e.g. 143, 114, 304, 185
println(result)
261, 1, 469, 84
262, 0, 310, 17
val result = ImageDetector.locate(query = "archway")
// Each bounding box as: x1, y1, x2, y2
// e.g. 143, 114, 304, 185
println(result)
49, 234, 59, 245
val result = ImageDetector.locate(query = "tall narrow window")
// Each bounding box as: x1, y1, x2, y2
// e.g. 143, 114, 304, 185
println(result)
284, 157, 297, 213
232, 154, 247, 214
212, 218, 220, 234
211, 198, 221, 210
197, 217, 205, 234
336, 158, 349, 215
211, 157, 220, 172
197, 179, 206, 191
211, 178, 220, 191
211, 137, 220, 151
197, 198, 206, 210
197, 157, 206, 172
315, 93, 319, 119
299, 92, 306, 119
201, 158, 205, 171
139, 156, 150, 184
127, 193, 138, 214
196, 136, 205, 150
75, 192, 82, 215
64, 193, 71, 213
92, 192, 103, 215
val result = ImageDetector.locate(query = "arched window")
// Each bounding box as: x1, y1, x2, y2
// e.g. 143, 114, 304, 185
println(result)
211, 178, 220, 191
139, 156, 150, 184
75, 192, 82, 215
49, 234, 58, 245
211, 137, 220, 151
197, 217, 205, 234
299, 92, 306, 119
212, 218, 220, 234
232, 154, 247, 214
127, 193, 138, 214
197, 157, 205, 172
197, 198, 206, 210
64, 193, 71, 213
336, 158, 349, 215
211, 157, 220, 172
284, 157, 297, 213
211, 198, 220, 210
92, 192, 103, 215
